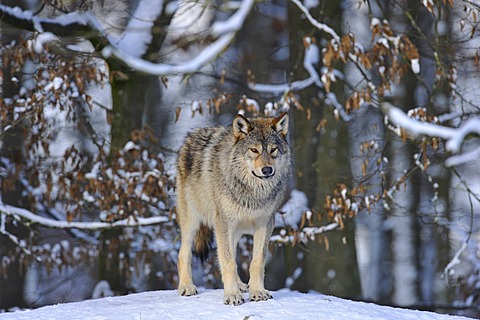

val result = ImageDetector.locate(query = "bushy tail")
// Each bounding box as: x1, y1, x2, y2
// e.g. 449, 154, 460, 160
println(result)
193, 224, 214, 263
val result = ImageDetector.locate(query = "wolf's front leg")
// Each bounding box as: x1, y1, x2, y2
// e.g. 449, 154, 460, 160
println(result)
215, 216, 244, 305
249, 215, 275, 302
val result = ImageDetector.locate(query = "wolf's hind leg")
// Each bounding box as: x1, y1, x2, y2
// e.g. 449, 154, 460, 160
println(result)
177, 201, 198, 296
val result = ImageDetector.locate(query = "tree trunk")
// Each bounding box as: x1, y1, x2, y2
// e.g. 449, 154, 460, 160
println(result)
348, 107, 389, 302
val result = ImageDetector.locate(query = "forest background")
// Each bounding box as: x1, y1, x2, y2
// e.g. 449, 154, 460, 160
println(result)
0, 0, 480, 317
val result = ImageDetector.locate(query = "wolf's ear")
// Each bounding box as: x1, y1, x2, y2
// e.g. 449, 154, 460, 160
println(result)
233, 114, 253, 139
273, 112, 289, 137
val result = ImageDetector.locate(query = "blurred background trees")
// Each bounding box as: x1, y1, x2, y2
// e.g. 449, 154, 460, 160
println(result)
1, 0, 479, 317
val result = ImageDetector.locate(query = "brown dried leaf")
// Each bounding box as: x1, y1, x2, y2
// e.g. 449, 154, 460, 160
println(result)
323, 236, 330, 251
300, 213, 306, 229
215, 98, 222, 114
220, 69, 226, 85
341, 34, 352, 56
322, 42, 338, 67
161, 76, 168, 89
337, 214, 345, 230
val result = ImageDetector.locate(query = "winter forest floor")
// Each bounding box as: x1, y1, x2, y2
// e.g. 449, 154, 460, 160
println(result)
0, 289, 474, 320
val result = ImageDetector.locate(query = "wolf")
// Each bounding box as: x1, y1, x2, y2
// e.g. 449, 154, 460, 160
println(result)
175, 112, 291, 305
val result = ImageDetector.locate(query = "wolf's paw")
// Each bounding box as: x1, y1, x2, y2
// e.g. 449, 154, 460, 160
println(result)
249, 289, 272, 302
238, 281, 248, 293
178, 284, 198, 296
224, 291, 245, 306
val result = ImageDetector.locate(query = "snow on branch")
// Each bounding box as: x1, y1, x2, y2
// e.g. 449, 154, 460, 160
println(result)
0, 4, 115, 41
211, 0, 254, 36
383, 102, 480, 167
271, 222, 339, 244
248, 37, 322, 94
103, 33, 235, 75
0, 0, 255, 75
443, 241, 467, 283
1, 213, 35, 257
103, 0, 255, 75
0, 203, 169, 230
116, 0, 166, 57
289, 0, 340, 42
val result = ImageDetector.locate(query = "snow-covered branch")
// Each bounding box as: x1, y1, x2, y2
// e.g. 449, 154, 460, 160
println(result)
289, 0, 340, 42
0, 4, 115, 41
103, 33, 235, 75
104, 0, 254, 75
270, 222, 339, 244
116, 0, 166, 57
248, 38, 322, 94
0, 203, 169, 230
0, 0, 255, 75
383, 102, 480, 167
443, 241, 467, 283
1, 213, 35, 257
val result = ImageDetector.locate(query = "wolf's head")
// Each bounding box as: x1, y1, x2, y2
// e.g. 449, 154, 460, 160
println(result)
232, 112, 290, 180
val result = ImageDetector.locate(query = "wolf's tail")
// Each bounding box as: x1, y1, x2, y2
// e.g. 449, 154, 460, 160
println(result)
193, 224, 214, 263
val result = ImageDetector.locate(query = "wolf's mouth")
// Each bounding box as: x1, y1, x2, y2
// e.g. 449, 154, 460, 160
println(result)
252, 171, 275, 179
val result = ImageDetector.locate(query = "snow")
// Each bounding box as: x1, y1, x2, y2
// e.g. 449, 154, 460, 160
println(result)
290, 0, 340, 42
275, 189, 308, 228
43, 77, 63, 92
443, 241, 468, 278
103, 31, 234, 75
91, 281, 114, 299
325, 92, 352, 121
303, 0, 319, 10
248, 43, 321, 93
31, 32, 58, 53
411, 58, 421, 74
371, 17, 381, 27
115, 0, 165, 57
102, 0, 254, 75
1, 1, 248, 76
0, 202, 169, 230
1, 289, 472, 320
211, 0, 254, 36
383, 102, 480, 167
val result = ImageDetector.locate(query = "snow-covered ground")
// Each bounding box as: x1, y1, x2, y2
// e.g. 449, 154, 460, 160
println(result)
0, 289, 472, 320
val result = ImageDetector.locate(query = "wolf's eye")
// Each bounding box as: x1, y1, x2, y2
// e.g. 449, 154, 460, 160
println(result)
270, 148, 277, 154
250, 148, 259, 153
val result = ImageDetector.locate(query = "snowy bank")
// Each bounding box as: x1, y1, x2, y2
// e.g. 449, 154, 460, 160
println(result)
0, 289, 472, 320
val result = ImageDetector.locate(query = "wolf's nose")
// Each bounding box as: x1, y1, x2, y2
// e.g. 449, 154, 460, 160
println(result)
261, 166, 274, 176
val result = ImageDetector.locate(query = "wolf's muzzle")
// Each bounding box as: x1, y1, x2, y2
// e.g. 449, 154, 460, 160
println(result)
252, 166, 275, 179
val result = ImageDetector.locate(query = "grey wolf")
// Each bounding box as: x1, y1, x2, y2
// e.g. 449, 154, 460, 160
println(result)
176, 112, 291, 305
